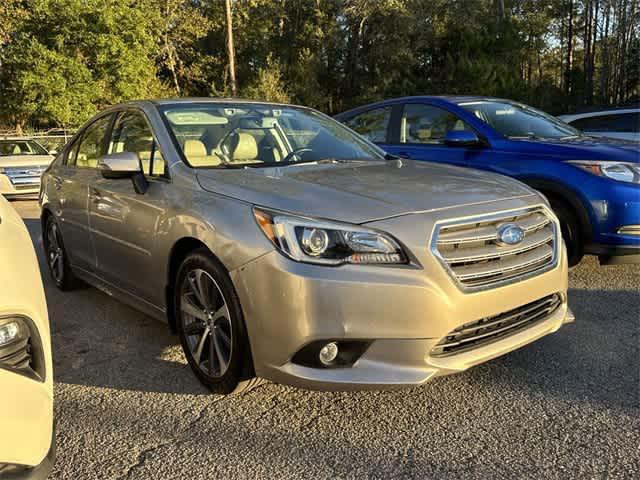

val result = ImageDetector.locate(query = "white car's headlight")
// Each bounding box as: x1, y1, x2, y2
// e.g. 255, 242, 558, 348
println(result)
568, 161, 640, 184
253, 207, 408, 265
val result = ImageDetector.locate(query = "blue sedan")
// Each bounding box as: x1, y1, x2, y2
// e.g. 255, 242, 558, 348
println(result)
335, 96, 640, 266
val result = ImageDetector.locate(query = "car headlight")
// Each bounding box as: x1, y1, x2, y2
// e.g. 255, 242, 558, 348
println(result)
253, 207, 408, 265
568, 161, 640, 184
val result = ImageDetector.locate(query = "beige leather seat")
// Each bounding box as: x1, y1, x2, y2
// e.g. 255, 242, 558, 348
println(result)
183, 139, 220, 167
452, 120, 467, 131
138, 151, 166, 176
230, 133, 259, 163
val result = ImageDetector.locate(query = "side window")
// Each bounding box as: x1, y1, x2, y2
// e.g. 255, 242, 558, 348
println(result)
75, 115, 113, 168
109, 111, 166, 177
570, 115, 612, 132
400, 104, 472, 144
64, 138, 81, 166
571, 113, 639, 133
343, 107, 392, 143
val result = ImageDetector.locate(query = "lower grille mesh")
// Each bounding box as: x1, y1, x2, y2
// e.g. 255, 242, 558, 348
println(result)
431, 294, 562, 357
0, 338, 32, 369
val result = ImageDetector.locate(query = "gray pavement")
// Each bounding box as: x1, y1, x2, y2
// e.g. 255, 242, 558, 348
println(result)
10, 200, 640, 479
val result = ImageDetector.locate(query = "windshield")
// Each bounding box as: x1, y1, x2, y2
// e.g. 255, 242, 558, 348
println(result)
159, 103, 385, 168
458, 101, 582, 139
0, 139, 48, 156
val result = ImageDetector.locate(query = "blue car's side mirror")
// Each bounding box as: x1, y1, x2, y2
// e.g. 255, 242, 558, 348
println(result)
444, 130, 483, 147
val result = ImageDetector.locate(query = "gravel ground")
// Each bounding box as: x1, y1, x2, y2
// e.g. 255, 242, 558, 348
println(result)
10, 200, 640, 479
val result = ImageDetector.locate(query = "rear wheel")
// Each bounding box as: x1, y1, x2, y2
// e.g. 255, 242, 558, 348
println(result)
549, 198, 584, 267
174, 250, 258, 394
44, 215, 80, 290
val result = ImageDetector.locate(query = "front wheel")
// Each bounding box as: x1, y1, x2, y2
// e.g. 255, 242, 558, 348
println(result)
174, 250, 257, 394
550, 200, 584, 267
44, 215, 80, 290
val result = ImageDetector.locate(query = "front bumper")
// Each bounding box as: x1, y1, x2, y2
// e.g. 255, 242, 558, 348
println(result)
231, 205, 571, 391
584, 180, 640, 261
0, 367, 53, 473
0, 431, 55, 480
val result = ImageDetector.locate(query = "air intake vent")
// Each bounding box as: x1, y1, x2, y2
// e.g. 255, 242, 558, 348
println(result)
431, 293, 562, 357
0, 337, 32, 369
432, 208, 558, 290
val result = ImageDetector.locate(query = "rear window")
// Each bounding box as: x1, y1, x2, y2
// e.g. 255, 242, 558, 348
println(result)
569, 113, 640, 133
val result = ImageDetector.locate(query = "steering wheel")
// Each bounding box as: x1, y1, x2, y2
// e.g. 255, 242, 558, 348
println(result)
280, 147, 313, 163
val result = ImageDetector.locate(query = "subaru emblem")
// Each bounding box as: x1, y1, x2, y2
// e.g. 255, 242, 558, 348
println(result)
497, 224, 525, 246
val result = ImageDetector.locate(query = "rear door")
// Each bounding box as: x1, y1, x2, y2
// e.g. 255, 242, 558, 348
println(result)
53, 114, 113, 272
88, 109, 169, 305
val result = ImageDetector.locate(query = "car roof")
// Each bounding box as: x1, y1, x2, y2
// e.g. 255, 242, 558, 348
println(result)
335, 96, 517, 117
570, 103, 639, 115
117, 97, 311, 110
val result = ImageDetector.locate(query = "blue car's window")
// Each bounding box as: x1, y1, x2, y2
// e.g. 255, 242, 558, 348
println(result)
459, 101, 580, 139
160, 103, 385, 168
342, 106, 391, 143
400, 104, 473, 144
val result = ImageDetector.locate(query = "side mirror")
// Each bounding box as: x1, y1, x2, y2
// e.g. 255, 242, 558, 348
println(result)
443, 130, 483, 147
98, 152, 148, 194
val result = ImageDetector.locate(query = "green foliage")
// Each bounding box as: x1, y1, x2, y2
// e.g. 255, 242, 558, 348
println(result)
242, 55, 291, 103
0, 0, 637, 129
0, 0, 165, 128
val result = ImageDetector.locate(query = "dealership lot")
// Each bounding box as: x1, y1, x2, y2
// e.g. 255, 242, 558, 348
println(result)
11, 200, 640, 479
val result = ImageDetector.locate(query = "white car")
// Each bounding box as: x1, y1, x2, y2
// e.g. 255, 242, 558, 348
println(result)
0, 138, 55, 199
0, 195, 55, 476
559, 108, 640, 142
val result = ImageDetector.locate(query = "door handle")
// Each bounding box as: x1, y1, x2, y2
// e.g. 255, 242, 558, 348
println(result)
89, 188, 102, 203
52, 176, 63, 190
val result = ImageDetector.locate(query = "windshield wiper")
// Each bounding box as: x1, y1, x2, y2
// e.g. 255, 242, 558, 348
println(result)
508, 134, 541, 140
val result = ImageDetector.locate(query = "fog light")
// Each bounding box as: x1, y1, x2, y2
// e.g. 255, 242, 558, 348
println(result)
0, 320, 21, 346
318, 342, 338, 365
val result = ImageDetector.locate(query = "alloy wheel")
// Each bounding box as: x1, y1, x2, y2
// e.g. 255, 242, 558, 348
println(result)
47, 222, 64, 283
180, 268, 233, 378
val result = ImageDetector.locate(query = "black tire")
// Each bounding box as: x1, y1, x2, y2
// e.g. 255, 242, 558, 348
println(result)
549, 198, 584, 267
43, 215, 80, 290
174, 249, 256, 395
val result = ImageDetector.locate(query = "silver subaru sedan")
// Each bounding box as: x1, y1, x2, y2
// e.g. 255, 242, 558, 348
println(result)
39, 99, 573, 394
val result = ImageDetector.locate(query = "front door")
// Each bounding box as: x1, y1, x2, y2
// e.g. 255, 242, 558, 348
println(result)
383, 103, 474, 167
88, 110, 169, 305
54, 114, 113, 272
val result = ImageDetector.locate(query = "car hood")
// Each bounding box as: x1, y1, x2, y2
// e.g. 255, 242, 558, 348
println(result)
0, 154, 54, 167
196, 160, 537, 223
518, 136, 639, 161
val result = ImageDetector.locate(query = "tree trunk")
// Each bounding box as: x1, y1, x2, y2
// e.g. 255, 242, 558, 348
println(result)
225, 0, 237, 96
601, 0, 611, 102
565, 0, 574, 96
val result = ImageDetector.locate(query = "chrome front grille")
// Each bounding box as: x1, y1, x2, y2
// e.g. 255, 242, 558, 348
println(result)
431, 293, 562, 357
432, 208, 558, 290
3, 165, 47, 188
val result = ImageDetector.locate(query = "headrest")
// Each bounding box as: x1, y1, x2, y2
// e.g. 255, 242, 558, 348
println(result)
230, 133, 258, 160
184, 139, 207, 157
416, 128, 432, 140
